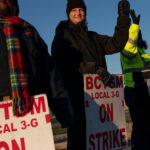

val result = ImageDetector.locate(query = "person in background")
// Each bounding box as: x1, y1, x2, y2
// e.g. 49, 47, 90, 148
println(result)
0, 0, 73, 128
51, 0, 130, 149
120, 9, 150, 150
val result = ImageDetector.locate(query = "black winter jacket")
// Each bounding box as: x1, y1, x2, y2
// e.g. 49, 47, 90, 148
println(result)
51, 16, 130, 149
51, 16, 130, 110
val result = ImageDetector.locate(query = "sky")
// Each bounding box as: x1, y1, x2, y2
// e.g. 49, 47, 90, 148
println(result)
17, 0, 150, 74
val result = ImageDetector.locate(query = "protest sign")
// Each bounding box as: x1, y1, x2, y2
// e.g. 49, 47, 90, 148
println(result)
0, 94, 55, 150
84, 74, 127, 150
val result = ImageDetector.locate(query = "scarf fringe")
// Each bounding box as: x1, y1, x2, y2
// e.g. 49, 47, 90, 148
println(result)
13, 97, 33, 117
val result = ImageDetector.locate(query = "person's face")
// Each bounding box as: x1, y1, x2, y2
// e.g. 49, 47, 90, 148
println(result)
0, 0, 11, 16
69, 8, 85, 24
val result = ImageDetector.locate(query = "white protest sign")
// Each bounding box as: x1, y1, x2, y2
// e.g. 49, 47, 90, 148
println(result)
0, 94, 55, 150
147, 79, 150, 96
84, 74, 127, 150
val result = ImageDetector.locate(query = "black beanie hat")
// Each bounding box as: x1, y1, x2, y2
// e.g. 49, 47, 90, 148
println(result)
66, 0, 87, 17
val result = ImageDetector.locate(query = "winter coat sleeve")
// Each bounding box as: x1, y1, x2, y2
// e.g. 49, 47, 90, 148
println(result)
32, 29, 74, 128
96, 15, 130, 54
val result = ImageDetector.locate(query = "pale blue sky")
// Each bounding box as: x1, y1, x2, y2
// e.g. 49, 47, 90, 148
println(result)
17, 0, 150, 74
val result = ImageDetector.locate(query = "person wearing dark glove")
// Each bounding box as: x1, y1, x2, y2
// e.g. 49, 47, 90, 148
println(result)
51, 0, 130, 149
118, 0, 130, 16
130, 9, 140, 25
96, 67, 112, 87
120, 9, 150, 150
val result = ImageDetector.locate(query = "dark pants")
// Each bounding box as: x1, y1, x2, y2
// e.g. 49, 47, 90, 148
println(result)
125, 86, 150, 150
67, 125, 86, 150
67, 107, 86, 150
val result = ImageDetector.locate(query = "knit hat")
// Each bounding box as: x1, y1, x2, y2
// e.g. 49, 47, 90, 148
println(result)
66, 0, 86, 17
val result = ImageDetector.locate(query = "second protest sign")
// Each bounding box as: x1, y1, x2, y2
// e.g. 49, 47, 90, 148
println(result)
84, 74, 127, 150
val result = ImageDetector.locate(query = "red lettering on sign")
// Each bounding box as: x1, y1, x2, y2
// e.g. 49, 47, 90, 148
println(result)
86, 76, 102, 90
0, 125, 2, 134
86, 77, 93, 90
91, 93, 94, 99
3, 124, 10, 133
45, 114, 51, 123
86, 75, 123, 90
12, 138, 26, 150
113, 129, 120, 148
89, 134, 95, 150
0, 141, 9, 149
11, 123, 17, 132
94, 76, 101, 89
107, 103, 113, 122
91, 91, 110, 100
103, 132, 108, 150
0, 123, 17, 134
85, 100, 89, 107
96, 133, 101, 150
0, 103, 12, 120
31, 97, 46, 114
120, 128, 127, 146
88, 128, 127, 150
99, 103, 113, 123
31, 118, 38, 127
122, 100, 125, 107
0, 138, 25, 150
99, 104, 106, 123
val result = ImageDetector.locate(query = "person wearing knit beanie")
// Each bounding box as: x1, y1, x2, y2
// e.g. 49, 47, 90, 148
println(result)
66, 0, 87, 25
51, 0, 131, 149
66, 0, 86, 17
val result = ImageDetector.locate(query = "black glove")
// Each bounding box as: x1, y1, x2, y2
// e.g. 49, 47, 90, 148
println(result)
96, 67, 112, 87
118, 0, 130, 16
130, 9, 140, 25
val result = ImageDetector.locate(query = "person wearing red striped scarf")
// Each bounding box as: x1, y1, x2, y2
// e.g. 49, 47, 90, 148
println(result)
0, 0, 74, 128
0, 0, 33, 116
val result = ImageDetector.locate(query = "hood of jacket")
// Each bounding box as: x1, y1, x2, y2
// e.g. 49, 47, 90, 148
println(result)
5, 0, 19, 16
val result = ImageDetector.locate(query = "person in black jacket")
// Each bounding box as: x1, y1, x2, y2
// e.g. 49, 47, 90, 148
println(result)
0, 0, 73, 127
51, 0, 130, 149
